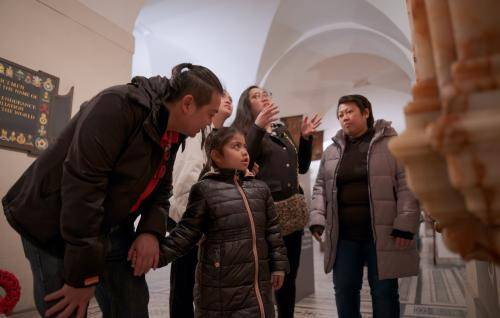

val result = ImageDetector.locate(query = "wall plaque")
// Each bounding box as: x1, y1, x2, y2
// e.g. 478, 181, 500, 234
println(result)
0, 57, 73, 155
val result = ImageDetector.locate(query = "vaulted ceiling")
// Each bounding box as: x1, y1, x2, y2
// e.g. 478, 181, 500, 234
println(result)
78, 0, 414, 138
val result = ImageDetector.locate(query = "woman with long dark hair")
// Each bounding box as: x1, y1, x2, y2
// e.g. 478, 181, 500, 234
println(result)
232, 85, 321, 317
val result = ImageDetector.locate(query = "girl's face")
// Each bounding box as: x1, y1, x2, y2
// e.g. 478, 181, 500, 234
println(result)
211, 133, 249, 171
248, 87, 271, 119
337, 102, 369, 138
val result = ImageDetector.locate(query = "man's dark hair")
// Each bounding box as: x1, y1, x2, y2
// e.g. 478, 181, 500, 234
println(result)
165, 63, 223, 107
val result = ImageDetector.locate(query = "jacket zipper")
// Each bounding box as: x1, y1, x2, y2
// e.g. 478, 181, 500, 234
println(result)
332, 139, 343, 254
366, 128, 385, 243
234, 175, 266, 318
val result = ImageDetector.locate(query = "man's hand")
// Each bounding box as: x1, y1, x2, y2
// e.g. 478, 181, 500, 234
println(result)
127, 233, 160, 276
272, 273, 285, 290
44, 284, 94, 317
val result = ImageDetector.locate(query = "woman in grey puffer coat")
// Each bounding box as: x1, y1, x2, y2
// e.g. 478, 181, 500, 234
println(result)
309, 95, 420, 318
158, 128, 289, 318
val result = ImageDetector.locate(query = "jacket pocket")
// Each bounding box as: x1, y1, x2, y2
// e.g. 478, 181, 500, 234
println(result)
200, 244, 221, 288
213, 245, 221, 269
377, 226, 416, 251
203, 243, 221, 270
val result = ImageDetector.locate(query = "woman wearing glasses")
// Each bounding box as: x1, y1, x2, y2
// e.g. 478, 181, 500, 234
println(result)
232, 85, 321, 317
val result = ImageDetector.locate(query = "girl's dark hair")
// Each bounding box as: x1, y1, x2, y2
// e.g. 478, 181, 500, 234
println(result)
165, 63, 223, 107
337, 94, 374, 128
231, 85, 259, 135
204, 127, 242, 170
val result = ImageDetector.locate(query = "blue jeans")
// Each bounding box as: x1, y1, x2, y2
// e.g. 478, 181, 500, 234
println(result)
22, 225, 149, 318
332, 240, 400, 318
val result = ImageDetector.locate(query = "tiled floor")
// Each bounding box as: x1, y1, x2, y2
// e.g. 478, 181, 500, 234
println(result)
293, 236, 467, 317
11, 235, 467, 317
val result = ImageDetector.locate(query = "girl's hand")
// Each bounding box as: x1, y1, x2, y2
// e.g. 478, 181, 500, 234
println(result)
251, 163, 260, 175
255, 103, 279, 129
271, 273, 285, 290
301, 114, 322, 138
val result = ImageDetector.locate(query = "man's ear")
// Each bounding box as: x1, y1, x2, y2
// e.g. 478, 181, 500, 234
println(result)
180, 94, 195, 114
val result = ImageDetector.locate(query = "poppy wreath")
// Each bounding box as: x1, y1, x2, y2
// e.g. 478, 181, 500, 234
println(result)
0, 269, 21, 315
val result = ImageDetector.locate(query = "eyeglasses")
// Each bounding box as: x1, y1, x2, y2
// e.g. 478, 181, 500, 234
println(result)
250, 89, 273, 100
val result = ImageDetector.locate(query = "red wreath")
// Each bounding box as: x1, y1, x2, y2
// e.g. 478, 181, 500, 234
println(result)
0, 270, 21, 315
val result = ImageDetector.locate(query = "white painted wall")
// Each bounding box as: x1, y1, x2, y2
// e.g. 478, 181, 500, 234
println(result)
77, 0, 147, 33
0, 0, 139, 312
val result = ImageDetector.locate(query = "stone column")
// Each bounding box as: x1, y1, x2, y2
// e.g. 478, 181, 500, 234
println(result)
389, 0, 475, 259
427, 0, 500, 262
424, 0, 456, 99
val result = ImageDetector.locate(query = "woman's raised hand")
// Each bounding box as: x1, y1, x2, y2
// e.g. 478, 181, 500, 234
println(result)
301, 114, 322, 138
255, 103, 280, 129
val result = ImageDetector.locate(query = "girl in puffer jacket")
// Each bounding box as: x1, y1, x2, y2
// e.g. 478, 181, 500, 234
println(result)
157, 127, 289, 317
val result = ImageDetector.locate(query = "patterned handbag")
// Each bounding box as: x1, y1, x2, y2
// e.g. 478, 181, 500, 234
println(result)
274, 193, 309, 236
